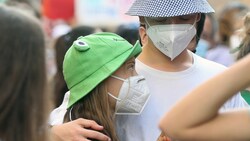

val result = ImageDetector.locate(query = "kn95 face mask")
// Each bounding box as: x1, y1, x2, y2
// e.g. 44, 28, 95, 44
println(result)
108, 75, 150, 115
145, 18, 197, 60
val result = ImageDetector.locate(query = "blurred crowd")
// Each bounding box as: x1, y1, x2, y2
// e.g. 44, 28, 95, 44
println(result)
2, 0, 249, 79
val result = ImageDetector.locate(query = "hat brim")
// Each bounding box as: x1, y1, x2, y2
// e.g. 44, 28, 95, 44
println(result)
126, 0, 215, 17
67, 41, 142, 108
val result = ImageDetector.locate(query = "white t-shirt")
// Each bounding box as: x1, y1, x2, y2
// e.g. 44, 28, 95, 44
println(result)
115, 52, 248, 141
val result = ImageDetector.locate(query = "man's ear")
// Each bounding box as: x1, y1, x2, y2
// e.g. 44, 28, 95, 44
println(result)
139, 26, 148, 46
196, 13, 201, 22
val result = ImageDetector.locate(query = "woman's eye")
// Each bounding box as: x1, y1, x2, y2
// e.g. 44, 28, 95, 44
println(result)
127, 63, 135, 71
129, 65, 135, 70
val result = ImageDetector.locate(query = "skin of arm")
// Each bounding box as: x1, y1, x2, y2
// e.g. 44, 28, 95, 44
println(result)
159, 54, 250, 141
51, 118, 111, 141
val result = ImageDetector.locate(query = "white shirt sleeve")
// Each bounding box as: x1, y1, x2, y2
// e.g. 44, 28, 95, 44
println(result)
220, 92, 249, 112
49, 91, 70, 125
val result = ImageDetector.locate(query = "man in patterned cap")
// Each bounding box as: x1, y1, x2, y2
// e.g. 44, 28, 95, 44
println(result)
115, 0, 249, 140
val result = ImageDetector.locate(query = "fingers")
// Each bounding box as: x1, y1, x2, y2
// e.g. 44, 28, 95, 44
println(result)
75, 118, 104, 131
80, 128, 111, 141
74, 118, 111, 141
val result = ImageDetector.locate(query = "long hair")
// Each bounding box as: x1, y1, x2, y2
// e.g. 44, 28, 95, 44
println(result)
237, 12, 250, 60
0, 5, 50, 141
64, 81, 119, 141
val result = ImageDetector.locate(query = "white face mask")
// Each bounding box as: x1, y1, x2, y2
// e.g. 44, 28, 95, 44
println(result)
146, 23, 197, 60
108, 75, 150, 115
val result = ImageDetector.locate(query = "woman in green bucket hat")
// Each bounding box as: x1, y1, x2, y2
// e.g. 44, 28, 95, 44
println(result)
50, 32, 150, 141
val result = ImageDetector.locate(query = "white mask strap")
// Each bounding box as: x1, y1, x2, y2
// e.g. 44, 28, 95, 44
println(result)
144, 17, 151, 29
111, 75, 126, 81
108, 92, 121, 101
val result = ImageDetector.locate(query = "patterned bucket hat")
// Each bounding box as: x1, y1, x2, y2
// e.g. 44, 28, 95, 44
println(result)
126, 0, 215, 17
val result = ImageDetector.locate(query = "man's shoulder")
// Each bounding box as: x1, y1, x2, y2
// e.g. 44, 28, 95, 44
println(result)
194, 53, 227, 70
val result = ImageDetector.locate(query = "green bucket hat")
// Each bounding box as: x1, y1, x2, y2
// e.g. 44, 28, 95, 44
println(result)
63, 32, 142, 108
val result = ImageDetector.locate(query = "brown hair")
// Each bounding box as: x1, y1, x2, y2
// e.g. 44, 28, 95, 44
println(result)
237, 12, 250, 60
64, 81, 119, 141
0, 4, 50, 141
218, 2, 249, 46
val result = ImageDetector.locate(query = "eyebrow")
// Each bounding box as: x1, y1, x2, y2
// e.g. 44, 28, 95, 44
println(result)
127, 60, 135, 64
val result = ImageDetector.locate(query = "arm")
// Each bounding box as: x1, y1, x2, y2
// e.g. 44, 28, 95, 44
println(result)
159, 54, 250, 141
51, 118, 111, 141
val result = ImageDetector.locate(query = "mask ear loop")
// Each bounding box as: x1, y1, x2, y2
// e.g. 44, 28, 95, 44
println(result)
110, 75, 130, 98
69, 106, 74, 121
108, 92, 122, 101
111, 75, 126, 81
144, 17, 151, 30
110, 75, 130, 103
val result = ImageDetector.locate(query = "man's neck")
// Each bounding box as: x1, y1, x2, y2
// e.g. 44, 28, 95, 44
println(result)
138, 45, 193, 72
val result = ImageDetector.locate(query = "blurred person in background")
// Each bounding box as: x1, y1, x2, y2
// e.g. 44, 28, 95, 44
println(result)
206, 2, 249, 67
0, 4, 49, 141
235, 12, 250, 105
4, 0, 41, 18
3, 0, 40, 18
195, 13, 218, 58
115, 22, 139, 45
41, 0, 75, 38
0, 3, 112, 141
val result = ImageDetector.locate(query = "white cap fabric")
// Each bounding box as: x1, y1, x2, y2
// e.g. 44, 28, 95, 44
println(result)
126, 0, 215, 17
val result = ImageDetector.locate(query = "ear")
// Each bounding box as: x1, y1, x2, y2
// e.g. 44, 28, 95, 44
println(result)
139, 26, 148, 46
196, 13, 201, 22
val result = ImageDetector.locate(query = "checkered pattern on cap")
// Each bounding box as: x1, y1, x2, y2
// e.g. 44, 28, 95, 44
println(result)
126, 0, 215, 17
